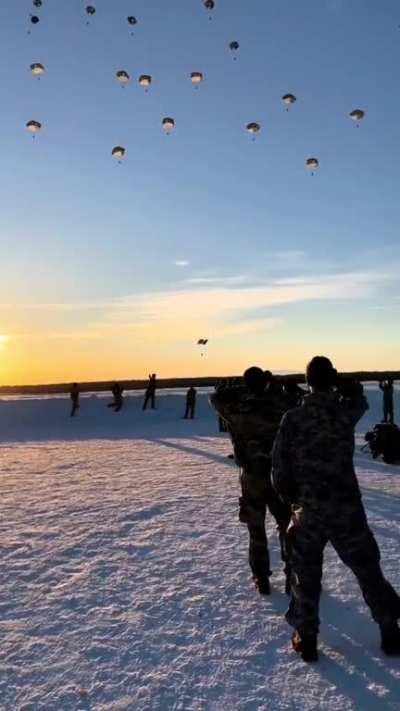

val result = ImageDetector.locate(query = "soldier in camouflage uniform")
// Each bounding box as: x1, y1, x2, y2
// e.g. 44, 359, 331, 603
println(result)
272, 356, 400, 661
211, 367, 291, 595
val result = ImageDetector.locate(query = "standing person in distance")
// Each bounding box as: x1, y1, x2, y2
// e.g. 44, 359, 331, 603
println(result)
108, 382, 124, 412
211, 367, 292, 596
184, 386, 197, 419
143, 373, 157, 410
70, 383, 80, 417
272, 356, 400, 662
379, 378, 395, 424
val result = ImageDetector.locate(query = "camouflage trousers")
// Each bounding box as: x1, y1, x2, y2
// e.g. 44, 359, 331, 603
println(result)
239, 465, 291, 579
286, 503, 400, 635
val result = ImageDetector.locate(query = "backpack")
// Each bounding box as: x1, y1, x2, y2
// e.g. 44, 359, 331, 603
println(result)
365, 423, 400, 464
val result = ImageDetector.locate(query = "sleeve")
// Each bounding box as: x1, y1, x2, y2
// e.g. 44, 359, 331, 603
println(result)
341, 384, 369, 426
271, 413, 295, 503
209, 387, 242, 423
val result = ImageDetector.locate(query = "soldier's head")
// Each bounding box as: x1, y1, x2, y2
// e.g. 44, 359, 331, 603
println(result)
244, 366, 267, 394
306, 356, 337, 392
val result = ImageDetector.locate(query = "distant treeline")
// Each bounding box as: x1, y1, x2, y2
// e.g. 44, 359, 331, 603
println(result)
0, 372, 398, 395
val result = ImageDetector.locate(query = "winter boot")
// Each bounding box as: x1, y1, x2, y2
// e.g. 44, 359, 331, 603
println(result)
380, 621, 400, 656
253, 576, 271, 596
291, 630, 318, 662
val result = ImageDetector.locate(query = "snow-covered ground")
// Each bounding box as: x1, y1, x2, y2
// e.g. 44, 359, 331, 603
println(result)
1, 387, 399, 710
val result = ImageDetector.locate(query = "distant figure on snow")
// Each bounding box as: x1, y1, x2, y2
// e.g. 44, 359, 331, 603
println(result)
379, 379, 395, 424
184, 386, 197, 419
70, 383, 80, 417
108, 382, 124, 412
143, 374, 157, 410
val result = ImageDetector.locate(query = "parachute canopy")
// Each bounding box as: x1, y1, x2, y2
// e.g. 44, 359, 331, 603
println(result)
162, 117, 175, 133
26, 120, 42, 133
197, 339, 208, 345
349, 109, 365, 122
116, 70, 130, 84
282, 93, 296, 105
246, 122, 261, 134
127, 16, 137, 26
33, 0, 42, 7
112, 146, 126, 159
30, 15, 40, 24
229, 41, 239, 51
204, 0, 215, 9
139, 74, 152, 87
306, 157, 319, 170
30, 62, 45, 76
191, 71, 204, 85
86, 5, 96, 15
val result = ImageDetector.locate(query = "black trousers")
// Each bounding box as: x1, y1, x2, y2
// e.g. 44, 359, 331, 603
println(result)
240, 465, 291, 579
70, 401, 79, 417
184, 403, 195, 419
286, 505, 400, 635
143, 392, 155, 410
383, 402, 394, 424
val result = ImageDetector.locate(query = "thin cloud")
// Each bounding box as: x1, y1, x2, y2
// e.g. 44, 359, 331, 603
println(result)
173, 260, 190, 267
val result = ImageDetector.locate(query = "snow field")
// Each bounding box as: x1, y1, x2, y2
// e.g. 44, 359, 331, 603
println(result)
0, 388, 399, 710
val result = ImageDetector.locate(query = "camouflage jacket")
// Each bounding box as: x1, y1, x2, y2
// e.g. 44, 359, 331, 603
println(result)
210, 386, 290, 470
271, 390, 368, 511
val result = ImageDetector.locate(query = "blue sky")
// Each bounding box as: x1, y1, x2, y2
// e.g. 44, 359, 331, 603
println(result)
0, 0, 399, 383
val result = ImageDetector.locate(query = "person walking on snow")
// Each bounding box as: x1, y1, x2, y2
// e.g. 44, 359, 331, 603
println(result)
272, 356, 400, 662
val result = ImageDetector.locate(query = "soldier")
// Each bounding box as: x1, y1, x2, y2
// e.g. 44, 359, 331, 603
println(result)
211, 367, 292, 595
379, 378, 395, 424
70, 383, 80, 417
272, 356, 400, 662
143, 374, 157, 411
184, 386, 197, 419
107, 382, 124, 412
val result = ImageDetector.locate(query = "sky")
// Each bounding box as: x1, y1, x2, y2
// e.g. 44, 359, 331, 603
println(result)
0, 0, 399, 385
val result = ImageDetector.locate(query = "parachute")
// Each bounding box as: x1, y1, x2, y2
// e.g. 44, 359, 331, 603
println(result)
229, 41, 239, 59
30, 62, 45, 76
127, 16, 137, 34
306, 157, 319, 174
30, 15, 40, 25
139, 75, 152, 89
162, 117, 175, 134
112, 146, 126, 162
33, 0, 42, 7
282, 93, 296, 109
116, 70, 130, 85
197, 338, 209, 357
204, 0, 215, 19
246, 122, 261, 140
26, 120, 42, 137
190, 71, 204, 86
349, 109, 365, 126
86, 5, 96, 17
